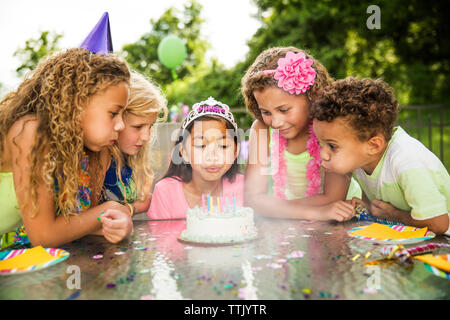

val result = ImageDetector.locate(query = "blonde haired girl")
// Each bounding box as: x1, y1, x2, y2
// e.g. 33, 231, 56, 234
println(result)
103, 71, 168, 214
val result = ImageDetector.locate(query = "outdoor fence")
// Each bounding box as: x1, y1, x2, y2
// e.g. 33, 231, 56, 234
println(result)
231, 105, 450, 170
397, 105, 449, 169
150, 106, 449, 180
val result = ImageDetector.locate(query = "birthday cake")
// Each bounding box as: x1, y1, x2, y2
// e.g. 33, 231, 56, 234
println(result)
180, 206, 258, 244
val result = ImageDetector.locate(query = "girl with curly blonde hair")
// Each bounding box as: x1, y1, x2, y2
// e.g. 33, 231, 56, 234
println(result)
241, 46, 361, 221
0, 48, 134, 249
103, 71, 168, 214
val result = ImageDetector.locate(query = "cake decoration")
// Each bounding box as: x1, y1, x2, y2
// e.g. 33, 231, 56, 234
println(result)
180, 196, 258, 244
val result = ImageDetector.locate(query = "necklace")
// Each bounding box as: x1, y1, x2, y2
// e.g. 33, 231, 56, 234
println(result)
272, 122, 322, 199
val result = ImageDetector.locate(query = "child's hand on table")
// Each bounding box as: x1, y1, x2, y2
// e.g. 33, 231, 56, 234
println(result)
318, 201, 355, 222
98, 209, 133, 243
349, 197, 369, 210
350, 197, 399, 220
369, 199, 400, 219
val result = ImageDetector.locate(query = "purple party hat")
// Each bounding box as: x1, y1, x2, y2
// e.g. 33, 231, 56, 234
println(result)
79, 12, 113, 54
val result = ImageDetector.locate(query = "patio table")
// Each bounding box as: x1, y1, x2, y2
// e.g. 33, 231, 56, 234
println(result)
1, 214, 449, 300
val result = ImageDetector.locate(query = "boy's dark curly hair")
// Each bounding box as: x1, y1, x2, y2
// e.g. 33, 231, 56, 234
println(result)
310, 77, 399, 141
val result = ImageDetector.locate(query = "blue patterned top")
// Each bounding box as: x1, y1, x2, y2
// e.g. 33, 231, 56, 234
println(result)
103, 158, 137, 203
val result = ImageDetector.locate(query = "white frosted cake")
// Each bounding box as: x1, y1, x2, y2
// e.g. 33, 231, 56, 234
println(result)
180, 206, 258, 243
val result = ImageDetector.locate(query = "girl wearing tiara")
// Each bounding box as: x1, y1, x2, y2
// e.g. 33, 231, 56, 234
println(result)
241, 47, 361, 221
148, 97, 243, 220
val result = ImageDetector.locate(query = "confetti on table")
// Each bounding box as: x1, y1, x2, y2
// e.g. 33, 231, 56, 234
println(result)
280, 242, 290, 246
352, 254, 361, 261
106, 283, 116, 289
148, 238, 157, 241
363, 287, 378, 294
114, 251, 126, 255
139, 269, 151, 274
302, 288, 311, 294
184, 246, 193, 250
254, 255, 272, 260
287, 250, 305, 259
300, 234, 311, 238
135, 246, 148, 251
140, 295, 154, 300
266, 263, 282, 269
66, 290, 81, 300
318, 291, 334, 298
92, 255, 103, 259
238, 286, 257, 300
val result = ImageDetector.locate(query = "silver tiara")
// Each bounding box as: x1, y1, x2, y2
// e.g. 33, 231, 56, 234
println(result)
181, 96, 237, 131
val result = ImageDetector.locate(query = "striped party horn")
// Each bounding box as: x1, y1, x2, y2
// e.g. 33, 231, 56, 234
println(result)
355, 205, 404, 226
381, 243, 450, 266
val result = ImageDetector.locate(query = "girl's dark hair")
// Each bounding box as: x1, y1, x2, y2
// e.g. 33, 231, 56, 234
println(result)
162, 115, 241, 184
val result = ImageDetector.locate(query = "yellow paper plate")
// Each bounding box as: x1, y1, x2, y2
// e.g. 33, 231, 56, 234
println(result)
415, 253, 450, 273
348, 223, 435, 244
0, 246, 70, 275
421, 254, 450, 279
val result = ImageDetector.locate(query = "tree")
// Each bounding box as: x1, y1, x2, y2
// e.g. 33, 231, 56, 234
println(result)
14, 30, 63, 77
121, 0, 209, 86
245, 0, 450, 105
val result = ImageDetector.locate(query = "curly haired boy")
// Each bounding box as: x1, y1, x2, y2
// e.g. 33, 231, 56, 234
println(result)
311, 77, 450, 235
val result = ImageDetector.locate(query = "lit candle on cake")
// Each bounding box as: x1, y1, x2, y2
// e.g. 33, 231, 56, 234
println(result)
207, 194, 211, 213
202, 194, 205, 212
233, 195, 236, 213
225, 197, 229, 213
217, 197, 221, 213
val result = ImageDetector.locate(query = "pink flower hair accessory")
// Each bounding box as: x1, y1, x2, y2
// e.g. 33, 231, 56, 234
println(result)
263, 51, 316, 95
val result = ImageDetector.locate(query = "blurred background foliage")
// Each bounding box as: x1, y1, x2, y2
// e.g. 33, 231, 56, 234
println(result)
3, 0, 449, 166
8, 0, 450, 109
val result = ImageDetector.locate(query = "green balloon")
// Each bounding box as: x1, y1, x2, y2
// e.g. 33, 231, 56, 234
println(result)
157, 35, 187, 69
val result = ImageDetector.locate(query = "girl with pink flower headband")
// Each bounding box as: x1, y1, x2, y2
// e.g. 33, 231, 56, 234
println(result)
241, 47, 361, 221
